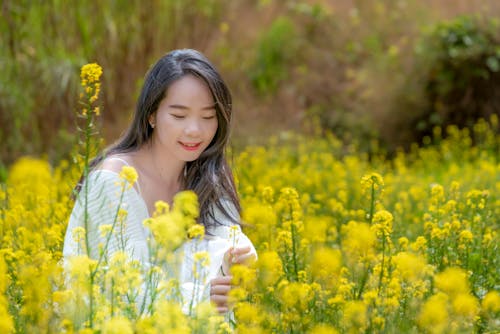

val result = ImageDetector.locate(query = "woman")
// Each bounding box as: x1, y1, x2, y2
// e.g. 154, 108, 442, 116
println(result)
63, 49, 256, 314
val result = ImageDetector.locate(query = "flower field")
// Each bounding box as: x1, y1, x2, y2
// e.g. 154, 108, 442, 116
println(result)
0, 65, 499, 333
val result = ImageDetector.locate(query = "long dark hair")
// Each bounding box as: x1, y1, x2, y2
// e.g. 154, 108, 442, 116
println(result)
84, 49, 240, 228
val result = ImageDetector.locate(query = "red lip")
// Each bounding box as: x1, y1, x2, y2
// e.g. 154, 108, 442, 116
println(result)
179, 142, 202, 151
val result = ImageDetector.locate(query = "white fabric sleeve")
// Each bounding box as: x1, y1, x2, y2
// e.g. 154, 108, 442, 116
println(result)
63, 170, 150, 263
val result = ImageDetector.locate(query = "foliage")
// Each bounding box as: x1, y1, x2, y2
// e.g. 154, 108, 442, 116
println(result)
250, 16, 297, 95
0, 0, 228, 165
3, 1, 500, 164
1, 83, 498, 331
413, 15, 500, 139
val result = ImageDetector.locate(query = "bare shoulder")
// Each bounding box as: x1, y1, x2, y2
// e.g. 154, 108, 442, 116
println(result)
98, 154, 135, 174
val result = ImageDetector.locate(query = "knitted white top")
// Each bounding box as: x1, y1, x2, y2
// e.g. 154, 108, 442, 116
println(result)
63, 166, 256, 313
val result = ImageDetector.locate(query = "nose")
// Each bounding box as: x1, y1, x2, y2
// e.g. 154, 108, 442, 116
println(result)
184, 119, 201, 137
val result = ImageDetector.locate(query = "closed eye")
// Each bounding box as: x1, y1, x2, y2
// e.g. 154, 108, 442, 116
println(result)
203, 115, 216, 120
170, 114, 185, 119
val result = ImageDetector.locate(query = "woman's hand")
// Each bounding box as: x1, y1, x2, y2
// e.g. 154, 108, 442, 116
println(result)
210, 276, 232, 314
221, 246, 257, 276
212, 246, 256, 314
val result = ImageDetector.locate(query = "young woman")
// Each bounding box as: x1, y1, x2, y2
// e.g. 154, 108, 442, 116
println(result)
63, 49, 257, 314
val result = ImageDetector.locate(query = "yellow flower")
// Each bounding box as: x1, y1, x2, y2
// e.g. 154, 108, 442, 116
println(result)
418, 293, 449, 334
229, 225, 241, 247
148, 300, 191, 334
80, 63, 103, 87
280, 282, 313, 310
101, 316, 133, 334
261, 186, 274, 203
0, 259, 14, 334
458, 230, 473, 245
154, 200, 170, 216
342, 300, 367, 332
187, 224, 205, 239
452, 293, 479, 318
78, 329, 95, 334
371, 210, 393, 240
235, 301, 263, 325
482, 290, 500, 313
360, 172, 384, 197
98, 224, 113, 238
229, 287, 248, 303
434, 267, 469, 297
52, 289, 74, 305
393, 251, 428, 283
193, 251, 210, 268
173, 190, 199, 220
310, 247, 342, 283
308, 324, 339, 334
231, 265, 256, 291
119, 166, 138, 189
341, 220, 377, 263
67, 255, 97, 279
466, 189, 489, 210
72, 226, 87, 245
398, 236, 409, 250
410, 236, 428, 252
257, 251, 284, 286
430, 183, 444, 197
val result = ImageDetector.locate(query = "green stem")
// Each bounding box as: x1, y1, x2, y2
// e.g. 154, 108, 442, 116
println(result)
378, 234, 386, 296
83, 110, 92, 258
89, 271, 94, 328
356, 264, 370, 299
110, 278, 115, 317
291, 221, 298, 281
369, 182, 375, 225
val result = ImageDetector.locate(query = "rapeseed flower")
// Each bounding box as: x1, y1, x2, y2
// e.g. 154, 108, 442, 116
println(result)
418, 293, 449, 334
173, 190, 199, 220
101, 316, 133, 334
118, 166, 138, 189
392, 251, 428, 283
341, 221, 377, 263
279, 282, 313, 310
0, 258, 14, 333
2, 105, 499, 332
256, 251, 284, 286
308, 324, 339, 334
187, 224, 205, 239
342, 300, 367, 333
451, 293, 479, 318
310, 247, 342, 283
482, 291, 500, 313
434, 267, 469, 297
80, 63, 103, 86
360, 172, 384, 197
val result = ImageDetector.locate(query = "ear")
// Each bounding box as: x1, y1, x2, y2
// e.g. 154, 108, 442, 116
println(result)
149, 114, 156, 128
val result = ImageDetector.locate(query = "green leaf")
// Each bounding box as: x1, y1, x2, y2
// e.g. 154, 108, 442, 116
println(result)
486, 56, 499, 72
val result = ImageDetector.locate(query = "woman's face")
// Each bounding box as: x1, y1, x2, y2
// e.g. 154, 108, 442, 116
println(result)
151, 74, 218, 162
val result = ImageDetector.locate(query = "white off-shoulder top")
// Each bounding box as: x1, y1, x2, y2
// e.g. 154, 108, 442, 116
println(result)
63, 163, 256, 314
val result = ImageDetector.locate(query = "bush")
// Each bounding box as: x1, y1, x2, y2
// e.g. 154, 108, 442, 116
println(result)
414, 15, 500, 142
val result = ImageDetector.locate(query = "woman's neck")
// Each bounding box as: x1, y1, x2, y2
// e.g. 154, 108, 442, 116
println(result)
139, 142, 185, 191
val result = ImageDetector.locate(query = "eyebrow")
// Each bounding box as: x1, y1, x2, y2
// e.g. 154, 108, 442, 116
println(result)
168, 104, 216, 110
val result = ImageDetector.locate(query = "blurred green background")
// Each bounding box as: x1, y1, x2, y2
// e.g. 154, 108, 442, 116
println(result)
1, 0, 499, 167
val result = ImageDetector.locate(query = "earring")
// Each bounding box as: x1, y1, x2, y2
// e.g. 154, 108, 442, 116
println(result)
150, 122, 155, 129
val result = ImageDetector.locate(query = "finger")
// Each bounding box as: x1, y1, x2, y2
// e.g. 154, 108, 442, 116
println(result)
210, 284, 231, 296
224, 247, 234, 262
232, 250, 257, 264
231, 246, 251, 256
231, 247, 252, 264
211, 276, 232, 285
210, 294, 228, 306
217, 306, 229, 314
